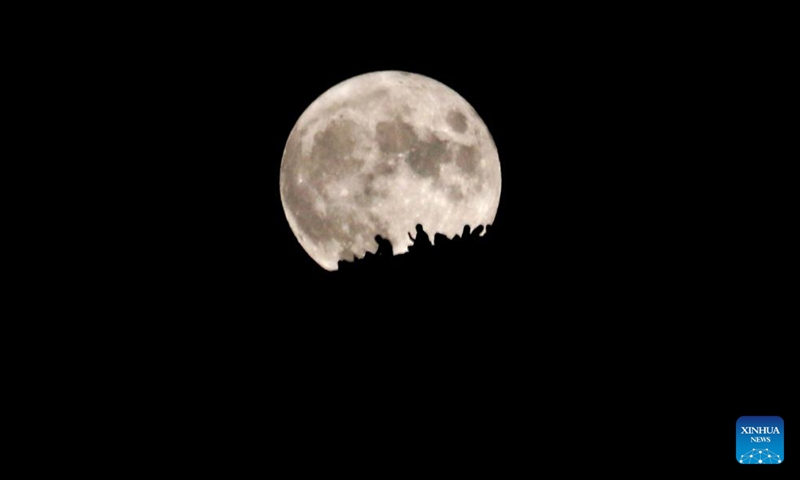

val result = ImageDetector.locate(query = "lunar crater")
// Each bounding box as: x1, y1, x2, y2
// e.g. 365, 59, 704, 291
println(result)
376, 118, 417, 154
454, 144, 480, 173
407, 136, 449, 178
446, 110, 469, 133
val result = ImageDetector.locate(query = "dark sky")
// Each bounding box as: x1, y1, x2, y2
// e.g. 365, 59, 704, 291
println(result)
48, 8, 794, 473
271, 22, 790, 466
124, 11, 792, 470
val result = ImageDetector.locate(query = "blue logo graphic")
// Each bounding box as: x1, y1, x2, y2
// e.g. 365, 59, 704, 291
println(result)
737, 416, 783, 465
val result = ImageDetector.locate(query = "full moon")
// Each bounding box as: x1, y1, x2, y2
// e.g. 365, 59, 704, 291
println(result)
280, 71, 501, 271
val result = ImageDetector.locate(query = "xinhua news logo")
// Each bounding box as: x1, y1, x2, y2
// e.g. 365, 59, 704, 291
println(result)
737, 416, 784, 465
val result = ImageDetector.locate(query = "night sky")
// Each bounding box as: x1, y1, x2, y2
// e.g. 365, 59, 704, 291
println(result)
125, 9, 792, 473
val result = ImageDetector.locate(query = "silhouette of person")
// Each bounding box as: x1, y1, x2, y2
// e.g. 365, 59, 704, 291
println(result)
461, 225, 471, 240
374, 235, 393, 257
434, 232, 449, 247
408, 224, 431, 251
471, 225, 484, 239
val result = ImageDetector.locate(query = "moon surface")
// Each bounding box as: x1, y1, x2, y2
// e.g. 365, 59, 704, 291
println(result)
280, 71, 501, 271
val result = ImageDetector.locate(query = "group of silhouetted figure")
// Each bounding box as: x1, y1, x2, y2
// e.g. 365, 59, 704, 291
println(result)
338, 224, 493, 273
409, 223, 491, 252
